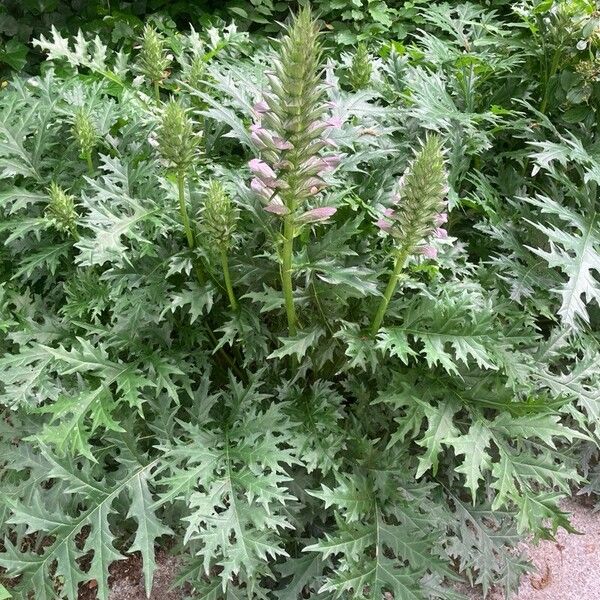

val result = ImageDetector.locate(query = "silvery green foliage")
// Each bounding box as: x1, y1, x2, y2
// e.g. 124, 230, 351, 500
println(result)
0, 4, 599, 600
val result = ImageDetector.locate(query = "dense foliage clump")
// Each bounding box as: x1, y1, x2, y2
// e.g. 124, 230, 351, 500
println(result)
1, 1, 600, 600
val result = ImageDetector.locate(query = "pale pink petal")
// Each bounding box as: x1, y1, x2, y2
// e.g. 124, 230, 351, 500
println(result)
264, 202, 289, 216
321, 154, 343, 170
383, 208, 395, 217
376, 219, 392, 232
434, 227, 448, 239
248, 158, 277, 180
297, 206, 337, 223
250, 177, 270, 198
434, 212, 448, 226
326, 115, 344, 128
253, 100, 269, 114
420, 245, 438, 259
272, 136, 293, 150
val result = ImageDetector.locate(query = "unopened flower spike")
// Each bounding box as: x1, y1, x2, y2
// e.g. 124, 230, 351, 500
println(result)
156, 100, 202, 265
202, 179, 238, 310
73, 107, 98, 175
370, 134, 448, 335
156, 100, 201, 174
349, 42, 372, 90
46, 182, 79, 240
246, 6, 342, 335
137, 24, 172, 101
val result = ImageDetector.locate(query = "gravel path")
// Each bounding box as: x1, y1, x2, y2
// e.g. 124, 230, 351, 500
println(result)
105, 497, 600, 600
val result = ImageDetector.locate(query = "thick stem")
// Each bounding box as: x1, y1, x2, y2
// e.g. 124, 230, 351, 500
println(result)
370, 246, 410, 336
540, 47, 561, 114
177, 170, 195, 250
86, 153, 94, 176
281, 214, 297, 336
153, 80, 161, 103
220, 248, 238, 311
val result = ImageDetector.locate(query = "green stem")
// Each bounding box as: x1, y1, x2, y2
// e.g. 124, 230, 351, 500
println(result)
86, 153, 94, 176
220, 248, 238, 311
177, 170, 195, 250
540, 47, 561, 114
281, 214, 297, 336
370, 246, 410, 336
154, 80, 161, 103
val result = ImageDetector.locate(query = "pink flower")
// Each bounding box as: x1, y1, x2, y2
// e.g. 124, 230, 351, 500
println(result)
248, 158, 277, 181
383, 208, 395, 218
326, 115, 344, 128
297, 206, 337, 223
250, 177, 271, 198
253, 100, 269, 114
420, 245, 438, 259
376, 219, 392, 232
434, 212, 448, 226
304, 177, 326, 195
434, 227, 448, 239
321, 154, 342, 170
272, 136, 293, 151
265, 202, 289, 216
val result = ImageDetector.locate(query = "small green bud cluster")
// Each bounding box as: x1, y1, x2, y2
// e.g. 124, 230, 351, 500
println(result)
188, 55, 206, 90
72, 107, 98, 161
137, 25, 172, 88
155, 100, 201, 173
376, 135, 448, 259
201, 179, 237, 250
46, 182, 78, 238
349, 43, 372, 90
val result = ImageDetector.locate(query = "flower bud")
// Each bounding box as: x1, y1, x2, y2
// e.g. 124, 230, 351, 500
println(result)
349, 42, 372, 90
201, 179, 237, 249
156, 100, 201, 172
376, 134, 448, 257
188, 55, 206, 89
296, 206, 336, 223
46, 182, 78, 238
137, 25, 172, 87
72, 107, 98, 160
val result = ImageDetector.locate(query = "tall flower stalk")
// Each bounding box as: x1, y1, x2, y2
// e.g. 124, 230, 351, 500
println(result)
370, 135, 448, 335
247, 7, 341, 335
156, 100, 202, 255
202, 179, 238, 311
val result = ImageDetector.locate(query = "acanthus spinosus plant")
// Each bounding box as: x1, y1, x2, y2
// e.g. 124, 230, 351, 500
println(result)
0, 4, 597, 600
247, 6, 342, 335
